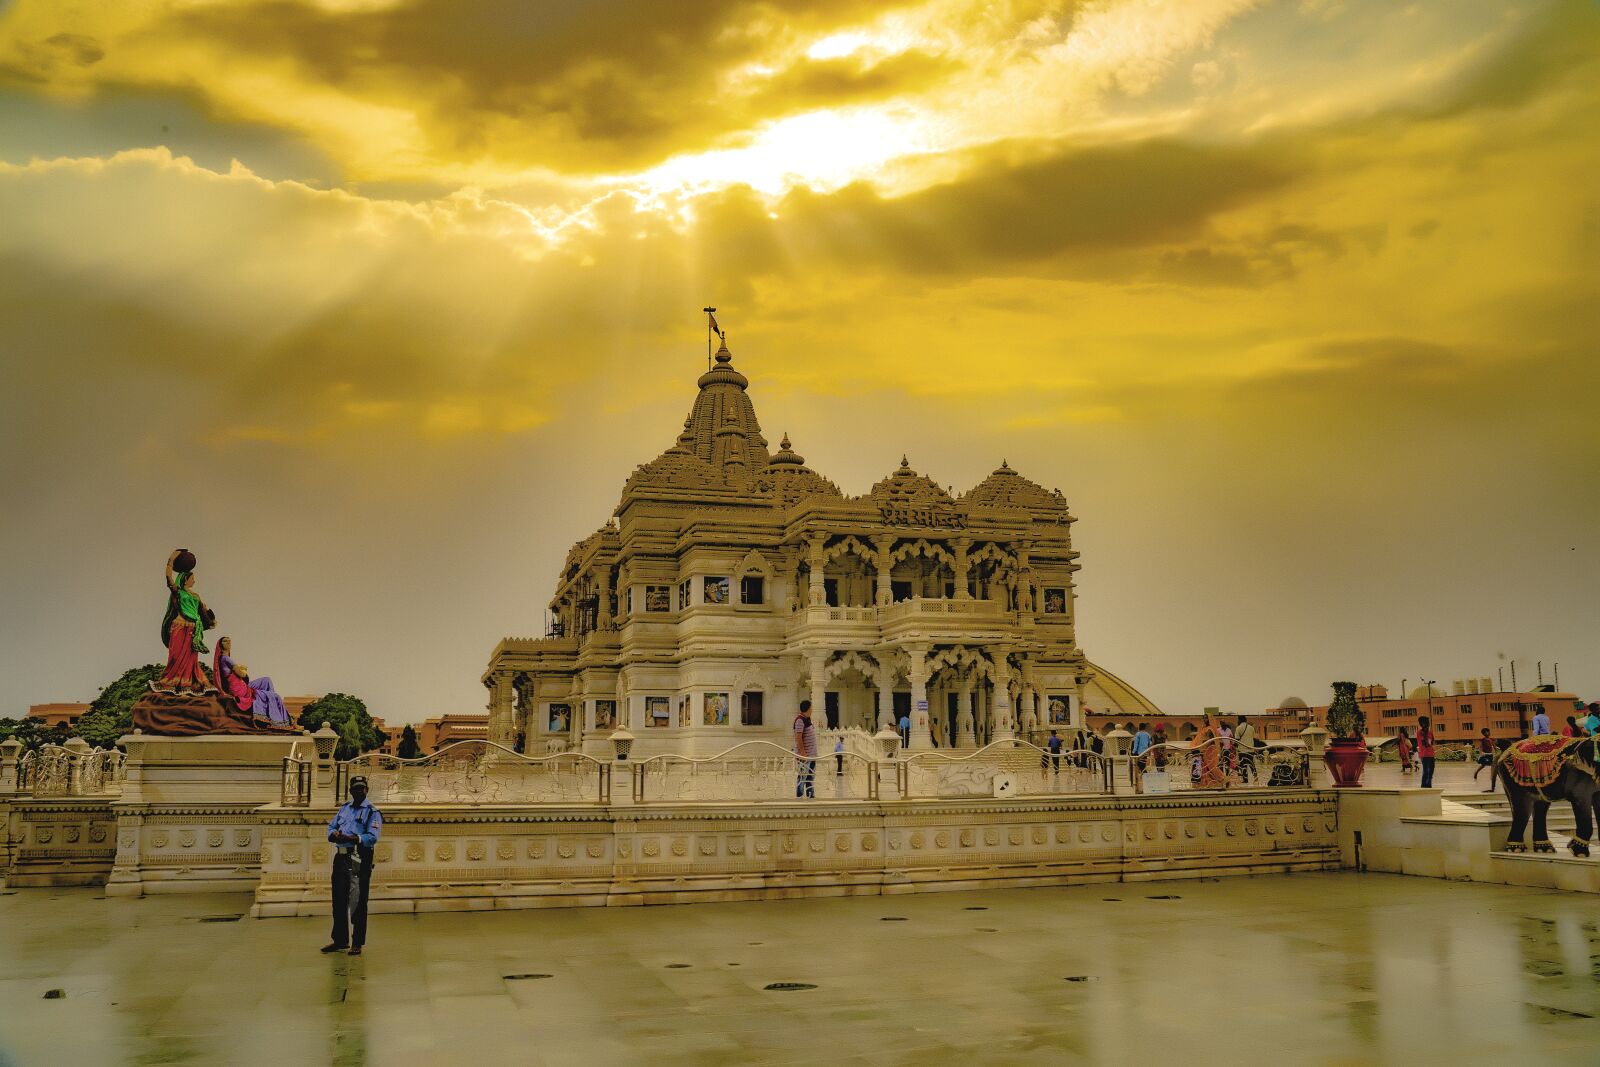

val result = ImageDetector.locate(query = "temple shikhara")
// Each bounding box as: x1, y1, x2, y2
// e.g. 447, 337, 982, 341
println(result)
483, 330, 1160, 757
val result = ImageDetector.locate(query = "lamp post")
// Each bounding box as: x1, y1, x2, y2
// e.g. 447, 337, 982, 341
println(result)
1422, 678, 1436, 738
1104, 725, 1134, 795
1300, 722, 1329, 788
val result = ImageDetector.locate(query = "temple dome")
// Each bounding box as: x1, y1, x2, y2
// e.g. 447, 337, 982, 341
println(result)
696, 338, 748, 389
623, 444, 732, 493
960, 460, 1068, 515
1279, 696, 1308, 710
675, 338, 770, 476
869, 456, 955, 510
753, 432, 843, 505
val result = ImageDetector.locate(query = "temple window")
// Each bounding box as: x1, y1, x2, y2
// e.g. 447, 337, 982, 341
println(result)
677, 578, 692, 609
823, 578, 839, 607
740, 691, 764, 726
704, 576, 730, 604
645, 585, 671, 612
740, 575, 765, 605
646, 696, 670, 727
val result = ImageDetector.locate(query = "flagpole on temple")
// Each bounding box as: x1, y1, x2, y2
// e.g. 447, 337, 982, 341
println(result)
702, 306, 718, 370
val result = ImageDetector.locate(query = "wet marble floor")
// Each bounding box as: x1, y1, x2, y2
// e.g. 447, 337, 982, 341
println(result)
1, 872, 1596, 1066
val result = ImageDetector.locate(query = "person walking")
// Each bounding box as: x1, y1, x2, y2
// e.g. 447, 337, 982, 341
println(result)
1045, 729, 1063, 773
322, 776, 382, 957
1234, 719, 1257, 783
1472, 727, 1496, 792
1530, 706, 1551, 736
898, 710, 911, 749
1416, 716, 1437, 789
1131, 723, 1153, 764
1395, 727, 1414, 774
793, 700, 818, 799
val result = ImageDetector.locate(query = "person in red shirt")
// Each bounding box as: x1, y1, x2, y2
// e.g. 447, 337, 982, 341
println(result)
1416, 716, 1437, 789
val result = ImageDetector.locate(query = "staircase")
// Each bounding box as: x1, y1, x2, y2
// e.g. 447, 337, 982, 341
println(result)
1450, 789, 1580, 851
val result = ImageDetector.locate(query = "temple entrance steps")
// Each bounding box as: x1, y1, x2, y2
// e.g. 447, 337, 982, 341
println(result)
1447, 790, 1578, 833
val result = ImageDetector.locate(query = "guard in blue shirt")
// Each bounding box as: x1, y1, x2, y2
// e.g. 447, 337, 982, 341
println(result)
322, 776, 383, 956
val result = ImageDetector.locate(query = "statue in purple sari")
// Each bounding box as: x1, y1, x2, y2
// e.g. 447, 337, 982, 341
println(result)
214, 636, 292, 726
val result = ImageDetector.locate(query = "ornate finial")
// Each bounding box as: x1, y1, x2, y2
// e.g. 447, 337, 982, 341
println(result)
900, 455, 910, 469
780, 432, 792, 451
1001, 459, 1009, 469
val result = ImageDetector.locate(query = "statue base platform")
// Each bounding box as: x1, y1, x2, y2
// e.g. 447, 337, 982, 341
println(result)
107, 733, 308, 897
131, 691, 301, 737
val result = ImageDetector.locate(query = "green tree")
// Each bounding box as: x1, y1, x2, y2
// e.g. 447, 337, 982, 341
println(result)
397, 724, 423, 760
337, 718, 362, 762
298, 692, 384, 760
76, 664, 164, 749
0, 717, 46, 751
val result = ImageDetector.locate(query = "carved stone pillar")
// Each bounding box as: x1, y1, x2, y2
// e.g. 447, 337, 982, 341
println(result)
872, 535, 894, 607
807, 533, 827, 607
487, 670, 516, 746
953, 537, 971, 600
876, 669, 896, 731
807, 649, 828, 720
596, 569, 613, 630
991, 651, 1015, 741
957, 673, 976, 749
906, 644, 932, 751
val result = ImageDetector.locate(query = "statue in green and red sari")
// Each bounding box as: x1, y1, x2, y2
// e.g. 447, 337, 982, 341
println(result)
157, 548, 216, 693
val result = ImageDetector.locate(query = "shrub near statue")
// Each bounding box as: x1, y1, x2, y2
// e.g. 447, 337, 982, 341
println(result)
130, 548, 300, 736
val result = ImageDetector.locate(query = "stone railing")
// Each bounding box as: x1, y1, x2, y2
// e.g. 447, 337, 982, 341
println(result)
1135, 739, 1309, 792
898, 739, 1111, 799
337, 740, 612, 805
879, 597, 1007, 625
13, 742, 126, 798
631, 740, 884, 803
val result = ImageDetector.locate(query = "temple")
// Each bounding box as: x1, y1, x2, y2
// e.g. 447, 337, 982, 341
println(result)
482, 333, 1160, 757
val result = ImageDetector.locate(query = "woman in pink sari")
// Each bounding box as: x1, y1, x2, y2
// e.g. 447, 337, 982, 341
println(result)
214, 636, 292, 726
1193, 713, 1227, 789
214, 637, 256, 715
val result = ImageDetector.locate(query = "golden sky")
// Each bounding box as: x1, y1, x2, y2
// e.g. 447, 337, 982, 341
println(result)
1, 0, 1596, 721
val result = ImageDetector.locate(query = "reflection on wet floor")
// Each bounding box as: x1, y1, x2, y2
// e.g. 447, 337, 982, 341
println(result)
0, 872, 1597, 1066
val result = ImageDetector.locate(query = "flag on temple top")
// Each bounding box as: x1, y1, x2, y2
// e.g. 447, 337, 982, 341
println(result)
707, 311, 723, 338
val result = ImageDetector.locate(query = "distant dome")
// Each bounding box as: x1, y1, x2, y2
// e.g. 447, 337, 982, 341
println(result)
1408, 685, 1443, 700
1279, 696, 1308, 710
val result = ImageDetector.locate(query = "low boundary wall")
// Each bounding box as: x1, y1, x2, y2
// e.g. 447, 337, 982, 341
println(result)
251, 790, 1339, 917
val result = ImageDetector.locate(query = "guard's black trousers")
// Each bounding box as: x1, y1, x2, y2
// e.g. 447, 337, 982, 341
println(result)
330, 847, 375, 949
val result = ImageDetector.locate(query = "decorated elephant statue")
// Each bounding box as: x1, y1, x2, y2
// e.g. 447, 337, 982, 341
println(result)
1496, 735, 1600, 857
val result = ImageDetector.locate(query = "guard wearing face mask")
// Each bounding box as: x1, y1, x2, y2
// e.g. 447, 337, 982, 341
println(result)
321, 776, 382, 957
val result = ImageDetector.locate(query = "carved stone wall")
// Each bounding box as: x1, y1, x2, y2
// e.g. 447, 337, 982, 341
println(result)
251, 792, 1338, 917
5, 799, 118, 887
106, 804, 271, 896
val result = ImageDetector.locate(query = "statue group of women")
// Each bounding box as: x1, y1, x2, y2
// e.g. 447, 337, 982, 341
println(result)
155, 548, 292, 726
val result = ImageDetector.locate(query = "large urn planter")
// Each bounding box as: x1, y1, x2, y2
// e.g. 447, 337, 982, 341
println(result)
1323, 739, 1367, 787
1321, 681, 1367, 787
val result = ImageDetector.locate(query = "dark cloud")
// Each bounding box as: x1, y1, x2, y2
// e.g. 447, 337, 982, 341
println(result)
693, 137, 1298, 280
157, 0, 875, 170
42, 32, 101, 65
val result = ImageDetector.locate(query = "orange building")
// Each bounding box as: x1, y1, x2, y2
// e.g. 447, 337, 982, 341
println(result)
1266, 680, 1586, 743
417, 714, 489, 753
27, 703, 89, 729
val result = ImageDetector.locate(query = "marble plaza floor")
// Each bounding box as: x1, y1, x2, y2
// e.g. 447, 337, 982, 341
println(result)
1, 873, 1597, 1066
